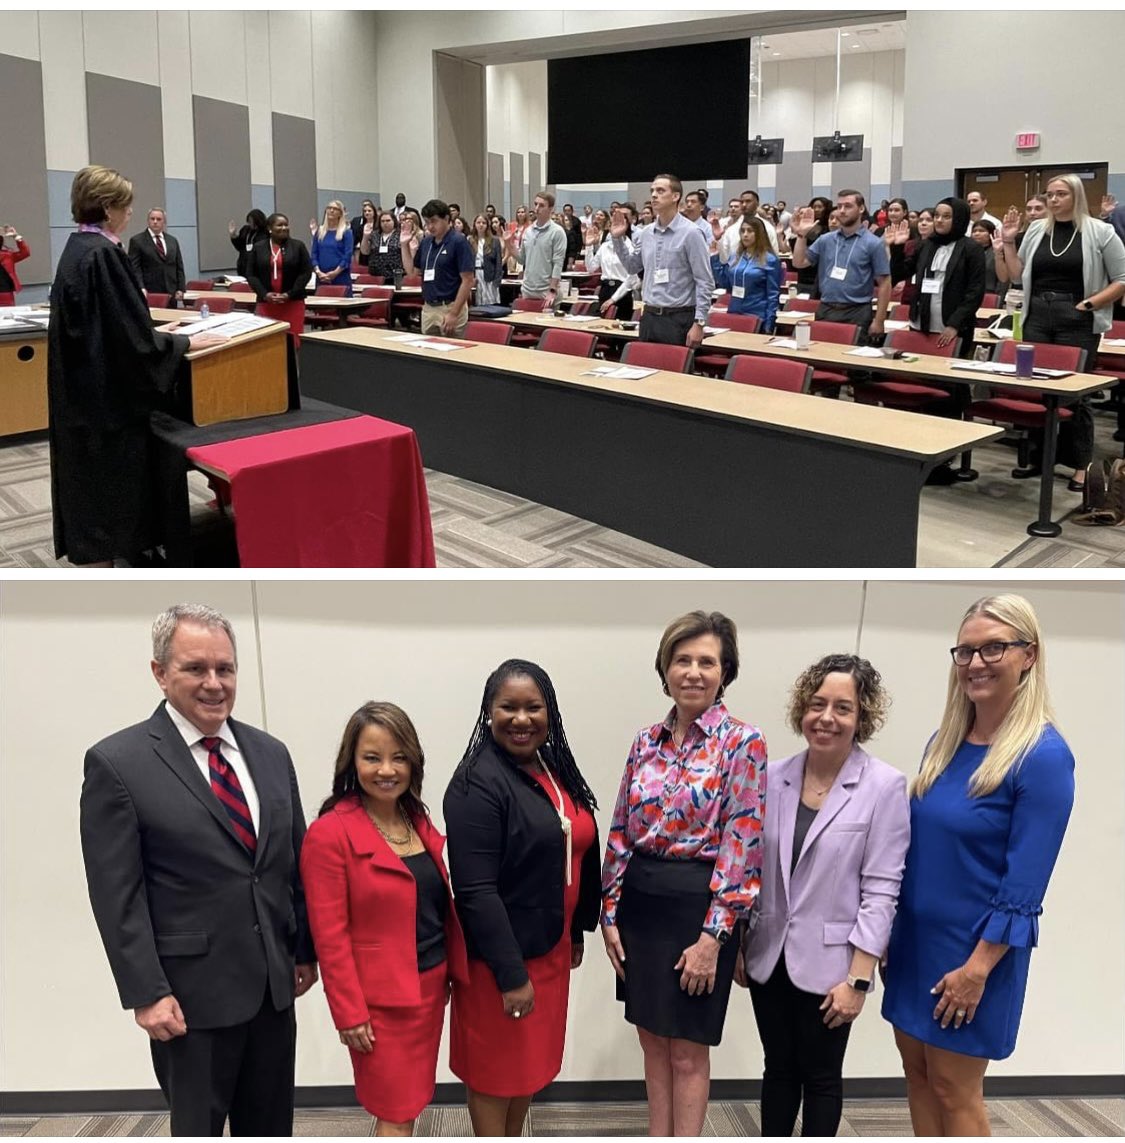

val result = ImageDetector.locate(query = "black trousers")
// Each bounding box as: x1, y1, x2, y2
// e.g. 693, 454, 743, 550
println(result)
1022, 295, 1098, 469
598, 279, 633, 321
150, 987, 296, 1136
639, 306, 694, 345
748, 956, 852, 1138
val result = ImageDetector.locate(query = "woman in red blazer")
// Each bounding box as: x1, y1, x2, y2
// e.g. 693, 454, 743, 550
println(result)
0, 226, 30, 306
301, 701, 468, 1136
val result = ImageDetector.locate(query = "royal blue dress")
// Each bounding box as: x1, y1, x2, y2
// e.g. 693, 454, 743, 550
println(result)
881, 727, 1073, 1059
310, 228, 355, 295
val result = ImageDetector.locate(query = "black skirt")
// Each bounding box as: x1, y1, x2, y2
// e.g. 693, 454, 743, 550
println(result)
615, 852, 740, 1046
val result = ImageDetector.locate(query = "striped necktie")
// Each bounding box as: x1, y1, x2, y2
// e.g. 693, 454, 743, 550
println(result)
202, 737, 257, 853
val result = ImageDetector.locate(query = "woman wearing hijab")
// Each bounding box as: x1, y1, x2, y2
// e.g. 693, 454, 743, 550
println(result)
908, 197, 986, 355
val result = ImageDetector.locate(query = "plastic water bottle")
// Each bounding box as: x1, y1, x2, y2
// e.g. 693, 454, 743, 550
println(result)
200, 303, 210, 319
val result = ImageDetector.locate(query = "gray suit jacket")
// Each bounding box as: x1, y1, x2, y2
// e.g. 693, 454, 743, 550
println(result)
80, 704, 315, 1029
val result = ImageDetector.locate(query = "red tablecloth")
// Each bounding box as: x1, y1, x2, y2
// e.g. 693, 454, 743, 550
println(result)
186, 416, 435, 567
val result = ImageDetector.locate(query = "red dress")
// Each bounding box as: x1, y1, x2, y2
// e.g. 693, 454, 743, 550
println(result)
450, 773, 596, 1097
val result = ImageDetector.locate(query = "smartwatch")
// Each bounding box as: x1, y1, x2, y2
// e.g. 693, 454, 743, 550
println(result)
703, 925, 731, 945
1081, 299, 1095, 311
846, 973, 872, 993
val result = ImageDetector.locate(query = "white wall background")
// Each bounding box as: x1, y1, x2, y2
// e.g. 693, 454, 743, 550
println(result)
1, 579, 1121, 1095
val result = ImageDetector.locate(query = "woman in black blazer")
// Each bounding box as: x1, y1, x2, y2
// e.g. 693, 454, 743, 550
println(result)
228, 209, 268, 277
444, 659, 600, 1137
908, 197, 985, 355
244, 212, 313, 340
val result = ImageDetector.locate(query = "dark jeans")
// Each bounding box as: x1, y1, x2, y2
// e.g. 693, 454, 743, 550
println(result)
1022, 294, 1098, 469
748, 955, 852, 1137
150, 987, 296, 1136
599, 279, 634, 321
639, 305, 695, 345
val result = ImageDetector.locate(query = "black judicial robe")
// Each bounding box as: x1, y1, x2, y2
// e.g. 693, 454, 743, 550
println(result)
48, 231, 190, 564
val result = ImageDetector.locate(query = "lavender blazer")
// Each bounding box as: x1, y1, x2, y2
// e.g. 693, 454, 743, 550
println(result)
743, 745, 910, 995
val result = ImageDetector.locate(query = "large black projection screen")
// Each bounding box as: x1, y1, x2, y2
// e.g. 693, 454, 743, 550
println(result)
547, 40, 751, 184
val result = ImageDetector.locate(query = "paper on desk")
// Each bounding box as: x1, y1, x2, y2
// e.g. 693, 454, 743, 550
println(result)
884, 320, 911, 331
766, 338, 801, 349
390, 335, 471, 352
1104, 338, 1125, 346
176, 313, 277, 339
583, 365, 657, 380
845, 347, 887, 358
562, 314, 599, 323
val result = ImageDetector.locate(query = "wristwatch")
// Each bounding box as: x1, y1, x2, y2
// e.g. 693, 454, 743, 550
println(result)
702, 925, 730, 945
1081, 299, 1095, 311
846, 973, 872, 992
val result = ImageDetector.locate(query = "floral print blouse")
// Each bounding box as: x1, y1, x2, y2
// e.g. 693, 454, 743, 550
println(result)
601, 702, 767, 936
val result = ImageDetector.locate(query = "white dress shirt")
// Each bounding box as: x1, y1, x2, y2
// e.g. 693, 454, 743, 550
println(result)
164, 700, 261, 832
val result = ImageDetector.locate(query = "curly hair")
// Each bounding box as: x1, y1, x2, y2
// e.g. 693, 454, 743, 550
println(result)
786, 653, 890, 744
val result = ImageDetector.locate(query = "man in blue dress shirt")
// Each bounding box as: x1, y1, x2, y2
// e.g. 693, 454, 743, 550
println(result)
791, 190, 890, 343
611, 174, 713, 347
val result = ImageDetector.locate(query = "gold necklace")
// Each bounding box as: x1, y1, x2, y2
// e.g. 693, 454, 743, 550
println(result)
1048, 222, 1078, 258
365, 802, 413, 846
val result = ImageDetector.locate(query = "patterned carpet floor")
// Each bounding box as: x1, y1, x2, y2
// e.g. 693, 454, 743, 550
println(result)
2, 1096, 1123, 1137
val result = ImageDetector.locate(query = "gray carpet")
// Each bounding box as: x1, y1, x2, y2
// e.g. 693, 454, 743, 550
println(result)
1, 1097, 1123, 1136
2, 410, 1122, 568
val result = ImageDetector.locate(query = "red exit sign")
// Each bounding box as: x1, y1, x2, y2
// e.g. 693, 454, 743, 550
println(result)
1016, 132, 1041, 150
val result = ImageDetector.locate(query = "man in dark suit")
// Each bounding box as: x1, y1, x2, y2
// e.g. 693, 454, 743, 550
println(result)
80, 603, 318, 1136
128, 208, 186, 305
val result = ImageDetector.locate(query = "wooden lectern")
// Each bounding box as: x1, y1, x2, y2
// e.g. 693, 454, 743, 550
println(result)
0, 330, 48, 436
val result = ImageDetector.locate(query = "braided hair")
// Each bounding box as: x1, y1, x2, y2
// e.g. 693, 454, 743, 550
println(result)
453, 658, 598, 813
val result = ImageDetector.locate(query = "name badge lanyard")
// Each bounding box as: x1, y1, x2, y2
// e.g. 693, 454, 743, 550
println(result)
538, 756, 573, 885
424, 240, 444, 282
831, 233, 859, 280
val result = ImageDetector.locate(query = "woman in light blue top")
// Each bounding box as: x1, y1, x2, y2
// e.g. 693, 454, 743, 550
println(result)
709, 216, 782, 331
310, 200, 355, 296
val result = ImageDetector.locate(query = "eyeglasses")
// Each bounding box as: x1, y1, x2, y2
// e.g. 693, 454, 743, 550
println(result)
949, 640, 1032, 666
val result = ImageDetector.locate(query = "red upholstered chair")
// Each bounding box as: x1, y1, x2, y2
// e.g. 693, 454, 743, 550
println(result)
464, 320, 513, 346
147, 293, 171, 308
981, 292, 1000, 309
537, 328, 597, 358
620, 341, 694, 374
353, 273, 385, 286
569, 300, 595, 315
1093, 321, 1125, 445
200, 295, 235, 314
852, 329, 959, 410
712, 292, 730, 310
305, 283, 347, 328
806, 320, 861, 394
784, 297, 820, 314
694, 310, 762, 377
510, 295, 549, 348
347, 285, 394, 329
725, 355, 813, 393
186, 279, 212, 291
889, 303, 911, 321
965, 340, 1087, 471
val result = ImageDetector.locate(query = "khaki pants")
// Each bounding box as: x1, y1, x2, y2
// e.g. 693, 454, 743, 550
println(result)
421, 301, 468, 337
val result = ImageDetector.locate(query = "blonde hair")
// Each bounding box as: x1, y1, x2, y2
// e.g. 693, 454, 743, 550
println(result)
912, 594, 1054, 799
317, 200, 348, 241
71, 165, 133, 224
1044, 173, 1091, 235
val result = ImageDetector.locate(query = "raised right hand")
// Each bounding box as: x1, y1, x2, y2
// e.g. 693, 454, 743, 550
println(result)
886, 220, 910, 246
791, 206, 816, 239
363, 222, 374, 236
609, 213, 628, 240
1000, 206, 1022, 243
134, 995, 187, 1041
309, 218, 318, 234
1102, 194, 1118, 214
227, 220, 237, 235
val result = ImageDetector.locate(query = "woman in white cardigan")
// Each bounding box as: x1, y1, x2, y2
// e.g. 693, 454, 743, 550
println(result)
997, 172, 1125, 488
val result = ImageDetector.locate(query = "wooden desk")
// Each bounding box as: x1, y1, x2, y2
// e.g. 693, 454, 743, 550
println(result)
299, 327, 999, 567
0, 328, 47, 436
702, 329, 1115, 538
496, 312, 640, 340
183, 291, 375, 314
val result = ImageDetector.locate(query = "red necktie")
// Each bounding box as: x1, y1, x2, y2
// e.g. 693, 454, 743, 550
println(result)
155, 234, 166, 258
202, 737, 257, 853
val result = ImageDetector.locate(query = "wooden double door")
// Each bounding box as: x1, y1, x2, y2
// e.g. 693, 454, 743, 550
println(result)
959, 162, 1108, 216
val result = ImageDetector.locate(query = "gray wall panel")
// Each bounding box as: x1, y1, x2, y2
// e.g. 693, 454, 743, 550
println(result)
528, 153, 542, 201
775, 152, 815, 211
509, 153, 524, 217
487, 153, 505, 219
0, 54, 50, 286
891, 146, 903, 199
193, 96, 251, 272
435, 53, 485, 215
272, 113, 317, 240
831, 149, 872, 203
87, 73, 165, 261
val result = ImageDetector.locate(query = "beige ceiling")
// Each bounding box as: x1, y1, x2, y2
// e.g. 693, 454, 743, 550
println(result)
758, 21, 907, 60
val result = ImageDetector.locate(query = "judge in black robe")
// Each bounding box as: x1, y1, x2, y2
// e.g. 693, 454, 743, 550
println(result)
48, 229, 190, 565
